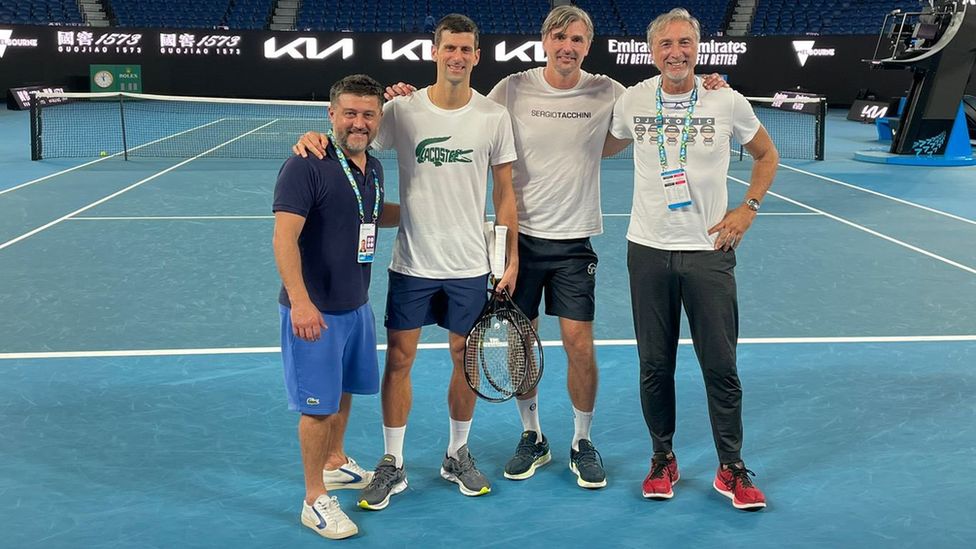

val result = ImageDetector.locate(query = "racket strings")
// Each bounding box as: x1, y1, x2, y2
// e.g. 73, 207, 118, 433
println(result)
463, 296, 545, 403
505, 311, 543, 394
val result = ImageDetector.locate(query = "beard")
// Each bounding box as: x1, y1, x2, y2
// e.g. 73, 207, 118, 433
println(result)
336, 129, 370, 155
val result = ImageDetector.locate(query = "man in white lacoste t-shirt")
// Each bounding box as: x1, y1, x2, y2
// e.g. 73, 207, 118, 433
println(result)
292, 14, 520, 508
609, 8, 778, 511
362, 14, 519, 507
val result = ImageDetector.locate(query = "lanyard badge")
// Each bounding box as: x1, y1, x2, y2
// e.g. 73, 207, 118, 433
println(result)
655, 81, 697, 210
328, 130, 382, 263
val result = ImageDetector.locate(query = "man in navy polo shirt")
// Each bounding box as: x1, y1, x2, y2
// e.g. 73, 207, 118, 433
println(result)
272, 74, 400, 539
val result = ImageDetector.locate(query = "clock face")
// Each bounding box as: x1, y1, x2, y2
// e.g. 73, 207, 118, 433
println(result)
94, 70, 114, 88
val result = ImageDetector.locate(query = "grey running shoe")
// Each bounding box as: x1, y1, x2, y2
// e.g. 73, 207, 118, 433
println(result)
440, 444, 491, 496
357, 454, 407, 511
504, 431, 552, 480
569, 439, 607, 489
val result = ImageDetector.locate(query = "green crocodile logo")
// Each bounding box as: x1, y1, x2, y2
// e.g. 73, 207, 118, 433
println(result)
415, 136, 474, 167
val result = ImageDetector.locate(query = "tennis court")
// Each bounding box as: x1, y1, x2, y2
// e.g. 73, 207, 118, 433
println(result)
1, 97, 974, 548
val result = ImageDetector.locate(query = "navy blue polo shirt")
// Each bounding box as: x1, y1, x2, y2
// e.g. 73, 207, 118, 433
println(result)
273, 144, 384, 313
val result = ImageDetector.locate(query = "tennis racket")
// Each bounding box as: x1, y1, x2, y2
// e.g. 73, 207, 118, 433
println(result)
463, 225, 544, 402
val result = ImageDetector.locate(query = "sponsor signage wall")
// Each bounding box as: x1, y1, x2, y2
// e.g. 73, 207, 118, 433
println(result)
4, 24, 975, 104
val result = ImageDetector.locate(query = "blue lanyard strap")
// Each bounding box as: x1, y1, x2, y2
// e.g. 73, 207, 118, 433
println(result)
328, 129, 381, 223
655, 79, 698, 171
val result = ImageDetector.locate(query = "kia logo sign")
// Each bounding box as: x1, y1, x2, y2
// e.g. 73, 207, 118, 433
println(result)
792, 40, 835, 66
264, 37, 353, 59
861, 105, 888, 119
495, 40, 545, 62
381, 39, 433, 61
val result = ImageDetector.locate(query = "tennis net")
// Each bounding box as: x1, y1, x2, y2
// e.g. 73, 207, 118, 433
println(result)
30, 92, 339, 161
30, 91, 825, 161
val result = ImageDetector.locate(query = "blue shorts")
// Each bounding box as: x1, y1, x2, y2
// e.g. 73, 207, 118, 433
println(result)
384, 271, 488, 335
279, 303, 380, 415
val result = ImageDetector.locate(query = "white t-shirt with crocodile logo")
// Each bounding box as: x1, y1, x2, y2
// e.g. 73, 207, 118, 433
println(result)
372, 88, 517, 278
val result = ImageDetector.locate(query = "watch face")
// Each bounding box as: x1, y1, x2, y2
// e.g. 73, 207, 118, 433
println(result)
94, 70, 114, 88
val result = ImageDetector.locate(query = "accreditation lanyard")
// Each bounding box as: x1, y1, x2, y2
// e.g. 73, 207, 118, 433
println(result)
655, 81, 697, 210
329, 130, 382, 263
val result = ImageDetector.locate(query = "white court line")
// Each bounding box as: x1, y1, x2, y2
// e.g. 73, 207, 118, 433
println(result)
0, 119, 279, 252
0, 118, 226, 197
603, 212, 817, 217
778, 162, 976, 226
67, 212, 820, 221
70, 215, 273, 221
728, 175, 976, 275
2, 335, 974, 360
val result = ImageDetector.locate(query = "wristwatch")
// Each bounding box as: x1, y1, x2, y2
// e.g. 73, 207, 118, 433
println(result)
745, 198, 761, 212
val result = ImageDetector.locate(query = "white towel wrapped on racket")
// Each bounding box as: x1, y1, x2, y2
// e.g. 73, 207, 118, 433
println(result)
483, 221, 508, 281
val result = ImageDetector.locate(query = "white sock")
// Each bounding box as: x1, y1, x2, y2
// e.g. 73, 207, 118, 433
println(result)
448, 418, 472, 459
383, 425, 406, 467
516, 395, 542, 439
572, 407, 594, 451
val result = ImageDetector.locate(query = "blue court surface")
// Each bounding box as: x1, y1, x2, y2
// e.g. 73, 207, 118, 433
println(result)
1, 107, 974, 548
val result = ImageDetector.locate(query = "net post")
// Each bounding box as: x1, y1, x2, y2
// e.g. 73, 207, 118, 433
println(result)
30, 94, 41, 161
816, 98, 827, 161
119, 93, 129, 161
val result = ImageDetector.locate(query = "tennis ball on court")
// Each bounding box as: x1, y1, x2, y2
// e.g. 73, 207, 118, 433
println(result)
99, 151, 108, 157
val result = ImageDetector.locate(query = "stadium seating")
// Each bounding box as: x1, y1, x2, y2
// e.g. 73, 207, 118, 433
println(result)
224, 0, 274, 30
751, 0, 920, 35
1, 0, 926, 36
296, 0, 732, 36
0, 0, 85, 26
107, 0, 272, 29
296, 0, 551, 34
577, 0, 734, 38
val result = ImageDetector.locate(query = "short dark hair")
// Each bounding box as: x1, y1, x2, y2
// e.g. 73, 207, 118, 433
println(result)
329, 74, 385, 106
434, 13, 479, 48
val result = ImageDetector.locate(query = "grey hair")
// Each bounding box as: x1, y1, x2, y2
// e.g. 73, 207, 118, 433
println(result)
541, 5, 595, 42
646, 8, 701, 47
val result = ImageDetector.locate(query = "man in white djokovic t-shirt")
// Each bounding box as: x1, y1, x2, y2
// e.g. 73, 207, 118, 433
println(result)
294, 14, 520, 510
609, 8, 778, 511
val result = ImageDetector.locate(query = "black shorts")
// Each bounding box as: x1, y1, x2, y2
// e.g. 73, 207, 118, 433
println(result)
512, 234, 598, 322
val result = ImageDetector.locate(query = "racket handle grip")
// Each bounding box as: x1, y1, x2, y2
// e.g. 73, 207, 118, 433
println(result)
491, 225, 508, 279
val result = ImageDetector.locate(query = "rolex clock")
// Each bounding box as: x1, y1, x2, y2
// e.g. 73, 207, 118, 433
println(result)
93, 70, 114, 89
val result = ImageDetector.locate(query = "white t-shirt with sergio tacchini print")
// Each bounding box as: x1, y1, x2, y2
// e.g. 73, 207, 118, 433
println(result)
371, 87, 517, 279
488, 68, 625, 239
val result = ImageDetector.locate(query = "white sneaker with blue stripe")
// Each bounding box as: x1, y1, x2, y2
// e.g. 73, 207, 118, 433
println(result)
323, 457, 374, 490
301, 495, 358, 539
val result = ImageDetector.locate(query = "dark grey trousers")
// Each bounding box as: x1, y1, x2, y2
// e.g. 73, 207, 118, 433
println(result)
627, 241, 743, 464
